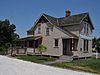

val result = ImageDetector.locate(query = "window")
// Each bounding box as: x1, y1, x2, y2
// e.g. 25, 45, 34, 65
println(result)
81, 22, 88, 35
86, 24, 88, 35
46, 27, 49, 36
38, 24, 41, 34
84, 23, 86, 34
83, 40, 88, 52
54, 39, 58, 47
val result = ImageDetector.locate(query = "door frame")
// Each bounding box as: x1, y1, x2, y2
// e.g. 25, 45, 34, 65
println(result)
62, 39, 72, 55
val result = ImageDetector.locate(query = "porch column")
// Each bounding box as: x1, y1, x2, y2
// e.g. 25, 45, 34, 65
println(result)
27, 41, 29, 48
33, 40, 35, 53
72, 38, 74, 51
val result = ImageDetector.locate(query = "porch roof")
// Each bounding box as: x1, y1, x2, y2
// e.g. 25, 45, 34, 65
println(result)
17, 36, 42, 41
80, 34, 93, 40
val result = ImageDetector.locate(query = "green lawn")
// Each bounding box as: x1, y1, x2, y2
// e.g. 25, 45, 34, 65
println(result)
16, 55, 56, 63
16, 55, 100, 74
50, 58, 100, 74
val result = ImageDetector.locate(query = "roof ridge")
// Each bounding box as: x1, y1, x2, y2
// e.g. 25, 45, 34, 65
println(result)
43, 13, 57, 19
58, 12, 88, 19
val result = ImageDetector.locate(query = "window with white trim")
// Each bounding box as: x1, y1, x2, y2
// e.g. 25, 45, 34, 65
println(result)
81, 22, 88, 35
54, 39, 59, 47
46, 27, 49, 36
38, 24, 41, 34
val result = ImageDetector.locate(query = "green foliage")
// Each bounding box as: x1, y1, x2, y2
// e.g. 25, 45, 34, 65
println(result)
0, 19, 19, 47
37, 45, 47, 55
92, 37, 100, 51
50, 58, 100, 74
0, 47, 7, 55
16, 55, 56, 63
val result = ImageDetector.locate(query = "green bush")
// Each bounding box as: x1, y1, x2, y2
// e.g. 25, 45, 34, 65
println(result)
0, 47, 7, 55
37, 45, 47, 56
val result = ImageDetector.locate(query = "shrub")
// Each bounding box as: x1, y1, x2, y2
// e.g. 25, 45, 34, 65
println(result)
37, 45, 47, 56
0, 47, 7, 55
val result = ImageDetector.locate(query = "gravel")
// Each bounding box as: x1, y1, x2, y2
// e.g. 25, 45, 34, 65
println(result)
0, 55, 97, 75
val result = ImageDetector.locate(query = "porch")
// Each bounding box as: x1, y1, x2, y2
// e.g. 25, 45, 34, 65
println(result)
62, 38, 78, 56
15, 36, 42, 54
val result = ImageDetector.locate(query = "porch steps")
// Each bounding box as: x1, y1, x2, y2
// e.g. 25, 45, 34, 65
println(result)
56, 55, 73, 62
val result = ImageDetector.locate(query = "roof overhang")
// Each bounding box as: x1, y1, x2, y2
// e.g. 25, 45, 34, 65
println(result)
17, 36, 42, 41
80, 34, 93, 40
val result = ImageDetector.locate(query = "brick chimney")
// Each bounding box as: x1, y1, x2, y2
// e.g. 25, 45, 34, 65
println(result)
65, 10, 71, 17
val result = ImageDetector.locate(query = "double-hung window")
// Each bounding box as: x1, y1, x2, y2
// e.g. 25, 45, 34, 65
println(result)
38, 24, 41, 34
46, 27, 49, 36
54, 39, 58, 47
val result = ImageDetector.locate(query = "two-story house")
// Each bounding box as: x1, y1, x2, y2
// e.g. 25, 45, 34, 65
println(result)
17, 10, 94, 58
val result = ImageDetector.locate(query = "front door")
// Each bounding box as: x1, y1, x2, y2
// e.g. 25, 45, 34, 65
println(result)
62, 39, 72, 55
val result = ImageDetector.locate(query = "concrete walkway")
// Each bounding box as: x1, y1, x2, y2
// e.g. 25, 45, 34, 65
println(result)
0, 55, 97, 75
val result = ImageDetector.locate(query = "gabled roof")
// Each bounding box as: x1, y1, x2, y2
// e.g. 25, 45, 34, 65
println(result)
55, 26, 79, 38
17, 36, 42, 41
28, 12, 94, 32
58, 13, 87, 26
43, 14, 57, 25
27, 12, 94, 38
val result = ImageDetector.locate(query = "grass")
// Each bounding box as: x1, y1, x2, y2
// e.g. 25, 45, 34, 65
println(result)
49, 58, 100, 74
16, 55, 56, 63
16, 55, 100, 74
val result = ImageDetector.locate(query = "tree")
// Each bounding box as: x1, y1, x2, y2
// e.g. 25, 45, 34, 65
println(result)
92, 37, 97, 48
37, 45, 47, 56
0, 19, 19, 55
92, 37, 100, 52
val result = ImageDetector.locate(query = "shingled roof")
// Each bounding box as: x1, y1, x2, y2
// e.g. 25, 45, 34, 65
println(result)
43, 14, 57, 25
28, 12, 93, 31
42, 13, 84, 25
27, 12, 94, 38
42, 12, 94, 28
58, 13, 87, 26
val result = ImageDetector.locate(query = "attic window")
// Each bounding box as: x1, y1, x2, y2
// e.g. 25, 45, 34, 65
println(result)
38, 24, 41, 34
80, 22, 88, 35
83, 22, 88, 35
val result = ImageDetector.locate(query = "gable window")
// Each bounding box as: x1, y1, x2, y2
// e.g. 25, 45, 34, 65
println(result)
81, 22, 88, 35
38, 24, 41, 34
46, 27, 49, 36
54, 39, 59, 47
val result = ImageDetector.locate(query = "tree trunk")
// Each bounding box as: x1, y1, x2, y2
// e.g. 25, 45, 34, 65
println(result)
11, 44, 13, 56
40, 52, 42, 57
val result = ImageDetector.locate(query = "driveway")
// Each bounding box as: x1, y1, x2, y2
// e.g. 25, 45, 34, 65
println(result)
0, 55, 97, 75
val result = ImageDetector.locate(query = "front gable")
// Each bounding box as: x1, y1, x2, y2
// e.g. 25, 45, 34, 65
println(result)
80, 14, 94, 36
27, 14, 51, 36
32, 14, 50, 31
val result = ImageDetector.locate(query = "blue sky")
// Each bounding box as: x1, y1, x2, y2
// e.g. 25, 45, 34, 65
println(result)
0, 0, 100, 37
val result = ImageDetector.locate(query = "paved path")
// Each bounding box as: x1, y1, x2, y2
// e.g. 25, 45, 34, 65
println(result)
0, 55, 97, 75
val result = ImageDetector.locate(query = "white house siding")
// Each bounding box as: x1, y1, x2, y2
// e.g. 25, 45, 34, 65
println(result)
71, 31, 79, 36
27, 48, 34, 53
72, 21, 93, 57
72, 38, 92, 57
30, 21, 93, 57
34, 23, 71, 56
